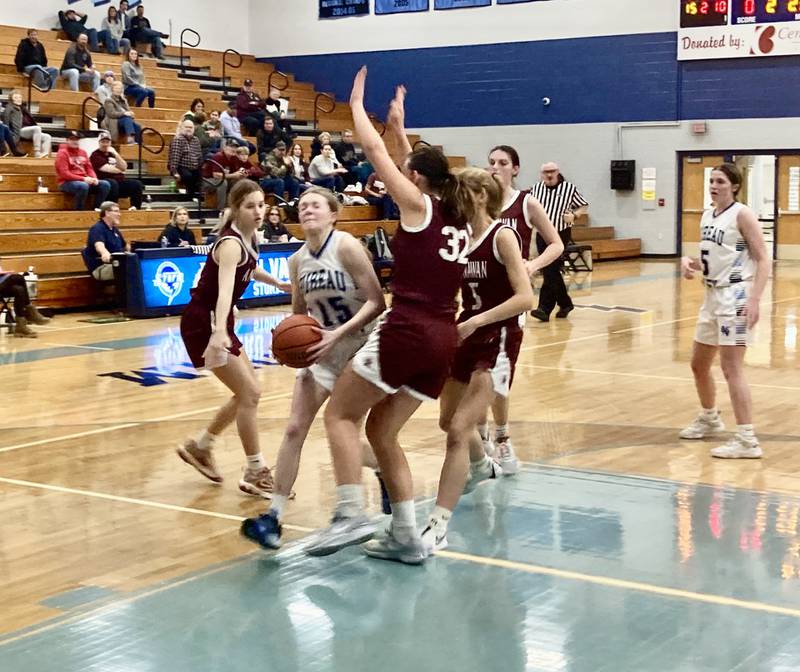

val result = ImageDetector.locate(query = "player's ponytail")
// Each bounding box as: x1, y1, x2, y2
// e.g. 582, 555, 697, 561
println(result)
448, 167, 504, 226
407, 145, 471, 228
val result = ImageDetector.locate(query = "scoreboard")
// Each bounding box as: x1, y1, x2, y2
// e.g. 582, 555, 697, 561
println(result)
679, 0, 800, 59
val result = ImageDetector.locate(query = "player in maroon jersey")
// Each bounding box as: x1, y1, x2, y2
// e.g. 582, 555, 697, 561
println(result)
304, 68, 486, 564
176, 179, 291, 498
420, 167, 534, 553
481, 145, 563, 472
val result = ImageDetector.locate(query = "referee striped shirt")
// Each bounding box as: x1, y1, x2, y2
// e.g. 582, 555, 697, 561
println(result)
530, 181, 588, 232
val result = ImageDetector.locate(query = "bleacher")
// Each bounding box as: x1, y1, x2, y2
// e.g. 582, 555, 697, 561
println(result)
0, 22, 637, 311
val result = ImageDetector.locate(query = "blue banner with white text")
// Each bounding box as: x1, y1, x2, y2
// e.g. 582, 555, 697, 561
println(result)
319, 0, 370, 19
375, 0, 429, 14
434, 0, 490, 9
93, 0, 111, 6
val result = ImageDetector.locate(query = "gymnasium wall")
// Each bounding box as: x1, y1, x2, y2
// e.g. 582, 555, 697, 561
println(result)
250, 0, 800, 255
3, 0, 250, 54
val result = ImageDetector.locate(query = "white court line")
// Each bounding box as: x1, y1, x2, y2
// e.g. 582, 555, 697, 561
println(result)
517, 363, 800, 392
0, 391, 293, 455
0, 476, 313, 533
38, 342, 113, 352
439, 549, 800, 619
520, 293, 800, 353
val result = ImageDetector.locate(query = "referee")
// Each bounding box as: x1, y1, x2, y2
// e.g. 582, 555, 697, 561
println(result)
530, 162, 589, 321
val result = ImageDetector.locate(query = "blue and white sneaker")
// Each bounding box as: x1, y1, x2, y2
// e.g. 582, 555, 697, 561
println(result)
375, 472, 392, 515
362, 529, 428, 565
463, 458, 503, 494
304, 514, 376, 557
240, 510, 282, 549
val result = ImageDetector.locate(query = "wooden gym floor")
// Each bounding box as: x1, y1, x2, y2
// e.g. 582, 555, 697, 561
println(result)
1, 258, 799, 671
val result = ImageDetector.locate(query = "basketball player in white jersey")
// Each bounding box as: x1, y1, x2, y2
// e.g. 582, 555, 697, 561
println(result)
680, 163, 769, 459
241, 187, 386, 548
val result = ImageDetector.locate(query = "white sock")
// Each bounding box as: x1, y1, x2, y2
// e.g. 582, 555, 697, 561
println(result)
737, 424, 755, 438
197, 430, 218, 451
391, 500, 417, 543
335, 484, 364, 519
477, 423, 489, 441
495, 424, 509, 440
428, 505, 452, 534
701, 408, 719, 419
270, 494, 288, 519
246, 453, 266, 471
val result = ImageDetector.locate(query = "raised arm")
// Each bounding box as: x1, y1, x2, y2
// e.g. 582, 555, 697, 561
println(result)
525, 195, 563, 276
349, 67, 426, 228
386, 85, 412, 162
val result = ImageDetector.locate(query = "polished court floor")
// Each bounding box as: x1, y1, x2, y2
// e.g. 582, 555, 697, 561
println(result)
1, 259, 799, 671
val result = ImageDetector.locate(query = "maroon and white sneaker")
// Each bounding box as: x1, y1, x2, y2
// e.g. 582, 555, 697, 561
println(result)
176, 439, 223, 483
239, 466, 275, 498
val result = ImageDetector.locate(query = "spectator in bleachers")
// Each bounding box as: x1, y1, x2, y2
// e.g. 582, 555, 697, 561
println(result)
259, 142, 290, 197
308, 143, 346, 192
364, 171, 398, 220
168, 120, 204, 200
118, 1, 134, 37
310, 131, 332, 159
182, 99, 205, 123
232, 145, 264, 181
159, 207, 196, 247
103, 81, 141, 144
60, 34, 100, 93
220, 101, 256, 155
95, 70, 117, 105
256, 116, 290, 162
287, 143, 311, 191
56, 131, 111, 210
332, 129, 365, 186
129, 4, 167, 60
0, 259, 51, 338
121, 49, 156, 108
14, 30, 59, 91
0, 118, 27, 158
58, 9, 100, 52
264, 87, 291, 131
202, 141, 244, 211
101, 6, 130, 56
91, 131, 143, 210
260, 206, 290, 243
236, 79, 267, 135
202, 110, 224, 156
83, 201, 128, 281
1, 91, 53, 159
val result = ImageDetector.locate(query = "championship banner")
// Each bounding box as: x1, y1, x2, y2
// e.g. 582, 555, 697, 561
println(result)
319, 0, 370, 19
93, 0, 112, 6
434, 0, 491, 8
375, 0, 429, 14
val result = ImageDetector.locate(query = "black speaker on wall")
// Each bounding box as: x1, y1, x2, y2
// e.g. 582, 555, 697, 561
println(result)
610, 160, 635, 190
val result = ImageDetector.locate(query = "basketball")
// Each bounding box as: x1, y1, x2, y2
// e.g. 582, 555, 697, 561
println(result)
271, 314, 322, 368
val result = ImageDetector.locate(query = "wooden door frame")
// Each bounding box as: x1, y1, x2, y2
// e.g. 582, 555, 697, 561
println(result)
676, 148, 800, 260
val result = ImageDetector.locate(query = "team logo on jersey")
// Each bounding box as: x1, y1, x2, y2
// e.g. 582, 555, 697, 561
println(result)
153, 261, 184, 305
721, 325, 730, 337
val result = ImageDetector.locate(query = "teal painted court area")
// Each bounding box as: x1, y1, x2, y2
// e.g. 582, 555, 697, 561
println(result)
3, 467, 800, 672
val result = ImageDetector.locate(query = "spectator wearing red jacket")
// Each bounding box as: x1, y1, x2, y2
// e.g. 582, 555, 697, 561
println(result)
201, 141, 246, 211
235, 80, 266, 135
55, 131, 111, 210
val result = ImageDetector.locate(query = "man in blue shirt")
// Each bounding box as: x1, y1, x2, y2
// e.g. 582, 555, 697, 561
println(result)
83, 202, 128, 280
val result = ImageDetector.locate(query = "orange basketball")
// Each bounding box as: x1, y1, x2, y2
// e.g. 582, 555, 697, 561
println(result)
271, 314, 322, 368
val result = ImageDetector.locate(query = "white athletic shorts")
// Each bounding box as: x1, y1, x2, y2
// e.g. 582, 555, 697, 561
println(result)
694, 282, 753, 348
297, 331, 370, 393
